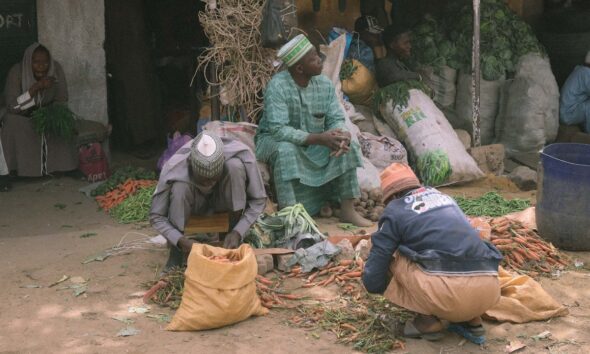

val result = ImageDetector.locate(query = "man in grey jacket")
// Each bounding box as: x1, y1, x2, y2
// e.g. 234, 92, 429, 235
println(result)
150, 131, 267, 271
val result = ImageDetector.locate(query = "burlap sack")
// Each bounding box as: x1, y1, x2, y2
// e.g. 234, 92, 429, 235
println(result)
342, 59, 378, 106
167, 244, 268, 331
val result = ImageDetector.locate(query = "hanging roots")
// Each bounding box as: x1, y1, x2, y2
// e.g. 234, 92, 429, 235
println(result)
198, 0, 279, 121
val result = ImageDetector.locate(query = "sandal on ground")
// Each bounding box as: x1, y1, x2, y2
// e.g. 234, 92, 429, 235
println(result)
447, 323, 486, 345
456, 322, 486, 336
403, 320, 445, 341
0, 178, 11, 192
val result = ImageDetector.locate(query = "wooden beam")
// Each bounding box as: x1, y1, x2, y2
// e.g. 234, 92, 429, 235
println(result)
471, 0, 482, 147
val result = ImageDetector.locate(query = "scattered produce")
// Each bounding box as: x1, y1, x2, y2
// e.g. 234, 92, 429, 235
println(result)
95, 179, 156, 211
354, 188, 385, 222
416, 150, 453, 186
143, 268, 185, 309
454, 192, 530, 217
31, 103, 77, 140
91, 166, 156, 197
109, 185, 156, 224
290, 292, 411, 353
373, 80, 432, 111
490, 217, 570, 275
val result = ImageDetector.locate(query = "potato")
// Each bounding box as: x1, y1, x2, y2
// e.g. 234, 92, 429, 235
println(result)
320, 205, 333, 218
373, 206, 384, 216
360, 191, 369, 202
369, 188, 383, 202
354, 199, 361, 207
359, 201, 367, 208
366, 199, 376, 209
333, 208, 341, 218
369, 212, 380, 222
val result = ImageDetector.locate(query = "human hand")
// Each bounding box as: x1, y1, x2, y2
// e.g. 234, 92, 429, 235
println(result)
329, 129, 351, 157
30, 76, 55, 95
177, 237, 195, 254
223, 231, 241, 249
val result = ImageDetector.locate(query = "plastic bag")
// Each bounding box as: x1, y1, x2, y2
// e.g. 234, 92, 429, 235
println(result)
203, 121, 258, 152
380, 90, 484, 185
78, 142, 110, 182
167, 244, 268, 331
157, 132, 192, 171
260, 0, 287, 48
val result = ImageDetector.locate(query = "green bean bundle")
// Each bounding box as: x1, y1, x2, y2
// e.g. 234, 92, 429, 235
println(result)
416, 150, 452, 186
110, 186, 156, 224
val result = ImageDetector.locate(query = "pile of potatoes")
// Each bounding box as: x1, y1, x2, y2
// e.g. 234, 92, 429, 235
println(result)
355, 188, 385, 222
320, 188, 385, 222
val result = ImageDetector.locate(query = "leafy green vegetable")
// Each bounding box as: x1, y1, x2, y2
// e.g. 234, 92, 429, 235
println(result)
32, 104, 77, 141
340, 59, 358, 81
453, 192, 531, 216
416, 150, 453, 186
373, 80, 432, 111
412, 0, 545, 80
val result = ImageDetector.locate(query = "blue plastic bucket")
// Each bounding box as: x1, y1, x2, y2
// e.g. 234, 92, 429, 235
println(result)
536, 143, 590, 251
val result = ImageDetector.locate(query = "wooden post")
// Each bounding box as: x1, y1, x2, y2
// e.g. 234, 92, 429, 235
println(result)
472, 0, 482, 147
209, 63, 221, 121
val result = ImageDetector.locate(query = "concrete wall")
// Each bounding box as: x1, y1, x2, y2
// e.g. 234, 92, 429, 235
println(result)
36, 0, 107, 124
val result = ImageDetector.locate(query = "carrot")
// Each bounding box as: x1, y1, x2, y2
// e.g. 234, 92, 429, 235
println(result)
338, 260, 354, 266
302, 282, 318, 288
513, 247, 530, 260
143, 280, 167, 304
322, 274, 336, 286
495, 244, 516, 251
328, 266, 346, 273
492, 239, 515, 246
340, 323, 358, 332
278, 294, 303, 300
307, 271, 319, 283
511, 250, 525, 264
344, 271, 362, 278
256, 275, 274, 286
318, 269, 329, 276
356, 258, 364, 270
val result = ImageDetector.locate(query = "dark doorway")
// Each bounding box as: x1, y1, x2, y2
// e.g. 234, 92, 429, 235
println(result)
104, 0, 207, 154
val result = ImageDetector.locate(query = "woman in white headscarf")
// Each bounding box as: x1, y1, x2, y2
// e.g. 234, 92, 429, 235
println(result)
1, 43, 77, 177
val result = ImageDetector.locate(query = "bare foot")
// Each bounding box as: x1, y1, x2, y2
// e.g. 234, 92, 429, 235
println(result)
340, 199, 373, 227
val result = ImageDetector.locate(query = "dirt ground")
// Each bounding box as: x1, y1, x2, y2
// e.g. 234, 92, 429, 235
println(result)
1, 171, 589, 354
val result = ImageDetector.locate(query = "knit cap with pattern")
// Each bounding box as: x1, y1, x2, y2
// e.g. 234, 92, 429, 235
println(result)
189, 132, 225, 179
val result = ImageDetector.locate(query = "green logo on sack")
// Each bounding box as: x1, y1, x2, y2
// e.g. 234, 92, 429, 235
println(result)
400, 107, 427, 128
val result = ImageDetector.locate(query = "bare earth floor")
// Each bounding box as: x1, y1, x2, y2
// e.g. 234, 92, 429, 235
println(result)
1, 175, 589, 354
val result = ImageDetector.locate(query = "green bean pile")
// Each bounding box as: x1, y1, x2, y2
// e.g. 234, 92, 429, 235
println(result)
453, 192, 531, 217
110, 186, 156, 224
92, 166, 156, 197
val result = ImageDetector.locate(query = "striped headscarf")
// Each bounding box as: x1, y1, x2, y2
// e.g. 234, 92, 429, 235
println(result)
380, 163, 421, 203
189, 132, 225, 179
277, 34, 314, 67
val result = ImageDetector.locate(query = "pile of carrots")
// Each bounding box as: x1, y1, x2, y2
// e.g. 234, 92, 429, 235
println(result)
256, 258, 366, 309
95, 179, 156, 211
490, 217, 570, 274
207, 255, 240, 264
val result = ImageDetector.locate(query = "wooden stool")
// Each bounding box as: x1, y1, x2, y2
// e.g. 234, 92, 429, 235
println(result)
184, 212, 230, 235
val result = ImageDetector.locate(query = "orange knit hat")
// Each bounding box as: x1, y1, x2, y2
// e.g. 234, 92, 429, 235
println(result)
380, 163, 421, 203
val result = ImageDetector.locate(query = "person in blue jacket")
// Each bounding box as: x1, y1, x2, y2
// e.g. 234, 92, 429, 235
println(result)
362, 163, 502, 341
559, 51, 590, 133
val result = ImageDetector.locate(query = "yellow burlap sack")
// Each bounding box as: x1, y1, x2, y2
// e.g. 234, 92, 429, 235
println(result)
484, 267, 568, 323
167, 244, 269, 331
341, 59, 378, 106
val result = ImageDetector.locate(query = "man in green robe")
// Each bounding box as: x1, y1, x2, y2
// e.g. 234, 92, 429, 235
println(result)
256, 34, 372, 227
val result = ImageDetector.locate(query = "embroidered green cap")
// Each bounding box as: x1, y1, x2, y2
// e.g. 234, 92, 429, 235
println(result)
189, 132, 225, 179
277, 34, 314, 67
